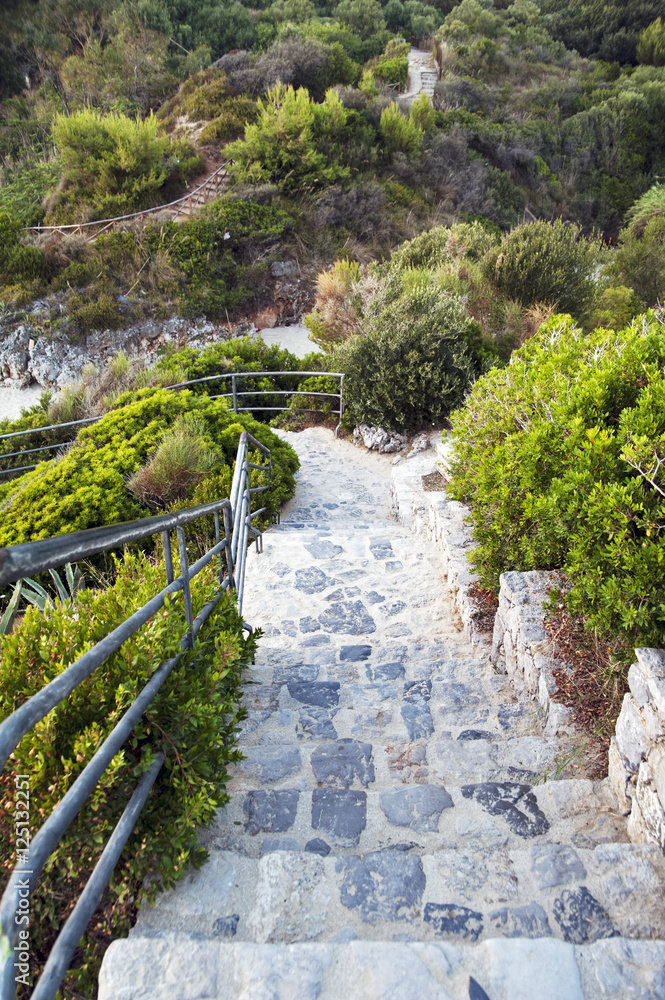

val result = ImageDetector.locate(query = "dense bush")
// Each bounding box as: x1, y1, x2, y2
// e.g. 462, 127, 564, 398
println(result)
0, 549, 255, 996
539, 0, 665, 64
449, 312, 665, 662
49, 109, 203, 222
225, 83, 351, 192
482, 220, 605, 317
610, 214, 665, 307
0, 388, 299, 547
332, 274, 497, 431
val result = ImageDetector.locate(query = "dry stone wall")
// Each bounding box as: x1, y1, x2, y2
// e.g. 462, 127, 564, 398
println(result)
392, 435, 665, 855
610, 649, 665, 851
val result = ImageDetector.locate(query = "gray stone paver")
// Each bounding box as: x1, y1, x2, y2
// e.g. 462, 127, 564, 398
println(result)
99, 428, 665, 1000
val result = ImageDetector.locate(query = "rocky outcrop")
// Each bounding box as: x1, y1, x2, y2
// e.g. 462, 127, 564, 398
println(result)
0, 314, 233, 388
0, 260, 313, 388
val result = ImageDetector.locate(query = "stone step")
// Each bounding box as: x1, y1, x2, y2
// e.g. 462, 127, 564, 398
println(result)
230, 731, 568, 787
236, 660, 548, 748
127, 839, 665, 947
203, 779, 627, 858
99, 934, 665, 1000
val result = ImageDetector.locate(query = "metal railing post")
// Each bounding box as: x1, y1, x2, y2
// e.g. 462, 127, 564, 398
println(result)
223, 503, 235, 588
232, 373, 238, 413
336, 374, 345, 437
162, 530, 174, 584
176, 526, 194, 649
213, 510, 223, 584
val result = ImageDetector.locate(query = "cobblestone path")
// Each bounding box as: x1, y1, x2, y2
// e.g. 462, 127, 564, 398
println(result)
100, 428, 665, 999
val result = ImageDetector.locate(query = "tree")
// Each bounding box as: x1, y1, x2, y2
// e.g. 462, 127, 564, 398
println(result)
637, 16, 665, 65
333, 0, 386, 39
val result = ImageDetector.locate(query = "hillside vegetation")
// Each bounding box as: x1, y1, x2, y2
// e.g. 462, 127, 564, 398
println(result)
1, 0, 665, 331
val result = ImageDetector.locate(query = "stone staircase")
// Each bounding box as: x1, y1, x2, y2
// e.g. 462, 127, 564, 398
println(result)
401, 47, 439, 105
99, 428, 665, 1000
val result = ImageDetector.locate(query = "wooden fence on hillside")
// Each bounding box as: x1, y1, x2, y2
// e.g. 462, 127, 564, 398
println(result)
23, 159, 231, 243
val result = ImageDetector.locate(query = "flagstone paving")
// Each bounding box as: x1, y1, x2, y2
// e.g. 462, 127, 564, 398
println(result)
99, 427, 665, 1000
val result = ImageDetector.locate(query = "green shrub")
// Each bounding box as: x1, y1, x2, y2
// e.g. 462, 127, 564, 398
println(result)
333, 277, 497, 432
0, 388, 299, 547
372, 54, 409, 86
626, 183, 665, 234
409, 93, 437, 132
385, 221, 499, 273
482, 220, 604, 317
225, 83, 351, 193
589, 285, 641, 331
449, 312, 665, 662
199, 98, 259, 143
0, 548, 255, 996
0, 162, 60, 223
6, 244, 49, 281
50, 109, 200, 222
67, 291, 124, 333
379, 102, 423, 157
637, 17, 665, 66
611, 214, 665, 307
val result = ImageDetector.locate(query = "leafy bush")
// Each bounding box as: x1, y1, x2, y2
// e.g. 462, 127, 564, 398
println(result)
49, 109, 202, 222
611, 214, 665, 306
482, 220, 605, 317
0, 388, 299, 547
225, 83, 351, 192
332, 275, 497, 431
449, 312, 665, 662
0, 548, 255, 996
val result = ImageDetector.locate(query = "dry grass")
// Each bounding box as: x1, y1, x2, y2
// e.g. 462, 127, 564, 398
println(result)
422, 471, 448, 491
127, 413, 219, 509
544, 606, 628, 778
468, 584, 499, 634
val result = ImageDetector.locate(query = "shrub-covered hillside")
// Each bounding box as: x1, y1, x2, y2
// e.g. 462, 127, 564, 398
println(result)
3, 0, 665, 331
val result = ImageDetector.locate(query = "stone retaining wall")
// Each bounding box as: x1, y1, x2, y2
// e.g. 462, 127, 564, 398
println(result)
609, 648, 665, 851
390, 439, 665, 853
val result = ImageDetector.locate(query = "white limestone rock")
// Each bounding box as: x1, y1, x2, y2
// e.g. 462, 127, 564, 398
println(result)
353, 424, 407, 454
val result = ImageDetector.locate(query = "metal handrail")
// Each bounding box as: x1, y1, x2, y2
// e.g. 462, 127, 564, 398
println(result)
0, 429, 270, 1000
0, 371, 344, 476
23, 160, 232, 240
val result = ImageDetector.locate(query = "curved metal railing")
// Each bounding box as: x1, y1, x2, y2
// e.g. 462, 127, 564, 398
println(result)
0, 429, 270, 1000
23, 160, 231, 242
0, 371, 344, 477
